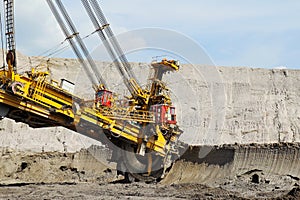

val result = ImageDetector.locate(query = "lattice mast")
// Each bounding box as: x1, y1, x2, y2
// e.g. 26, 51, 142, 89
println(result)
4, 0, 16, 73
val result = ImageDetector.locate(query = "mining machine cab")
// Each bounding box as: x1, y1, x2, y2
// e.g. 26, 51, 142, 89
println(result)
95, 89, 113, 108
151, 104, 177, 125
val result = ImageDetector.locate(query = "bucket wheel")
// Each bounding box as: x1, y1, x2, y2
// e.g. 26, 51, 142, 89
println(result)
119, 143, 165, 182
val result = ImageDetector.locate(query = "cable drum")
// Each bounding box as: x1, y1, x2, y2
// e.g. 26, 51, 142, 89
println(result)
6, 50, 14, 65
10, 81, 23, 94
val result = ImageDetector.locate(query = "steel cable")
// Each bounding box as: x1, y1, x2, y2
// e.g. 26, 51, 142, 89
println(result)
47, 0, 98, 88
54, 0, 107, 88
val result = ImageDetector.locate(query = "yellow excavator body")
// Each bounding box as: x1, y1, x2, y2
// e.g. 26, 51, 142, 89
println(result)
0, 0, 183, 181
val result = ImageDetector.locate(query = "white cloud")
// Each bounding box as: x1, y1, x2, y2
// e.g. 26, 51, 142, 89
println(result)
99, 1, 300, 32
4, 1, 300, 68
14, 0, 64, 55
235, 44, 284, 68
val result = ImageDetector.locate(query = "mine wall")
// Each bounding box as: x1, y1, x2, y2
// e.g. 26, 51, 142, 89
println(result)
164, 143, 300, 184
0, 56, 299, 197
1, 55, 299, 149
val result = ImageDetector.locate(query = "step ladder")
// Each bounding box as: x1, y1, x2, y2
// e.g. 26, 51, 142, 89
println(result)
32, 77, 47, 103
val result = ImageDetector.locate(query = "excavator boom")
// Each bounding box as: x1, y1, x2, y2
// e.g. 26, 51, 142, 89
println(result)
0, 0, 183, 182
4, 0, 16, 74
47, 0, 107, 90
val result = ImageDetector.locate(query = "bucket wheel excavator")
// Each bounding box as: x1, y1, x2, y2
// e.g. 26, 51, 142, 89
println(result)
0, 0, 183, 181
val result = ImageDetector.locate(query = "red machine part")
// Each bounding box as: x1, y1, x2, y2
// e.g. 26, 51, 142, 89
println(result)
95, 89, 113, 107
151, 104, 177, 125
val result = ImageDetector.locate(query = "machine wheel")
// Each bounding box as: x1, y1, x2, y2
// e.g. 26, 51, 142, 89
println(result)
120, 144, 165, 182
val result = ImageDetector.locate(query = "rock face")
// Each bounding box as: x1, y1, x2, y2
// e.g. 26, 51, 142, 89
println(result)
0, 119, 102, 152
0, 53, 299, 151
0, 147, 113, 185
162, 143, 300, 198
217, 67, 300, 145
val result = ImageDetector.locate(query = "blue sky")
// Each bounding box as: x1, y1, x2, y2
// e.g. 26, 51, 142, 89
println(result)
10, 0, 300, 69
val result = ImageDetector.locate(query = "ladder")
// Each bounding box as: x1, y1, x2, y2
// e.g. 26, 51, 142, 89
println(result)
32, 77, 47, 103
4, 0, 17, 72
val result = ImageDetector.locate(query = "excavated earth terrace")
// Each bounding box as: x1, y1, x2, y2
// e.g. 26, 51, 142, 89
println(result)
0, 54, 299, 199
0, 144, 299, 199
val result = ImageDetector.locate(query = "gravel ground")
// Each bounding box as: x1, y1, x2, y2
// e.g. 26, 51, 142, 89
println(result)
0, 182, 249, 200
0, 182, 298, 200
0, 144, 299, 199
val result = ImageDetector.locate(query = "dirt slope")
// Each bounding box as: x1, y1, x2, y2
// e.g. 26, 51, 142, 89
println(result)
163, 143, 300, 198
0, 147, 114, 185
0, 54, 299, 199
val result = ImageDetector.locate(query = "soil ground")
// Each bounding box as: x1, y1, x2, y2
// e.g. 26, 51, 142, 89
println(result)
0, 182, 298, 200
0, 144, 299, 199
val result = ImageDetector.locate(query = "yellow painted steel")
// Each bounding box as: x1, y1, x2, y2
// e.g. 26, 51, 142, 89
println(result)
5, 71, 77, 118
0, 58, 181, 158
1, 0, 183, 180
78, 107, 167, 155
0, 69, 168, 156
